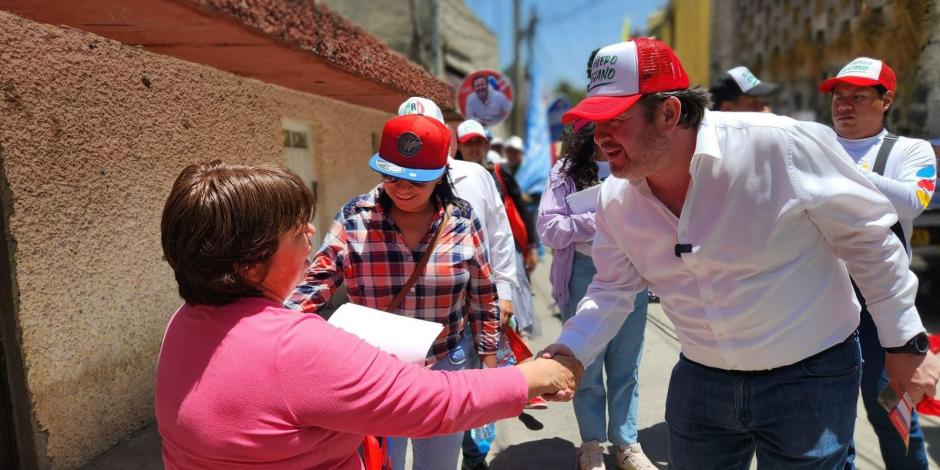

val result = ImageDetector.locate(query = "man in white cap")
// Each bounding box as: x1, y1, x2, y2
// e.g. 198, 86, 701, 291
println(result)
821, 57, 936, 470
503, 135, 525, 175
708, 66, 779, 112
488, 135, 505, 165
541, 38, 939, 469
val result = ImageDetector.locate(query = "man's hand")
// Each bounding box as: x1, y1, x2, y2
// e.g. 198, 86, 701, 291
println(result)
499, 299, 513, 330
537, 343, 581, 401
516, 354, 583, 401
885, 351, 940, 403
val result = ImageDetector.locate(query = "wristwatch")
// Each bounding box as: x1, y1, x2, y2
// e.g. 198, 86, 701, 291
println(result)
884, 332, 929, 355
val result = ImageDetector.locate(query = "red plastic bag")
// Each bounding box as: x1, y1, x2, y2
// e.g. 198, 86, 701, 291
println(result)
915, 334, 940, 417
361, 435, 390, 470
505, 327, 532, 362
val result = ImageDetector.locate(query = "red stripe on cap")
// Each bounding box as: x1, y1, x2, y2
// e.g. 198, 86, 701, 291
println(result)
562, 95, 643, 124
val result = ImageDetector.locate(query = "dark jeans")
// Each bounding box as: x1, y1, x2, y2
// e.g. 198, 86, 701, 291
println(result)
845, 309, 928, 469
666, 334, 861, 469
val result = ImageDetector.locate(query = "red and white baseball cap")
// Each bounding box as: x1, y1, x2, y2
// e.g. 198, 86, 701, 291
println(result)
369, 114, 451, 182
819, 57, 896, 92
562, 38, 689, 124
457, 119, 487, 143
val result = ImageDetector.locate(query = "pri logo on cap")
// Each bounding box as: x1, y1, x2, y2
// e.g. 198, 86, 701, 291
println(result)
397, 132, 422, 157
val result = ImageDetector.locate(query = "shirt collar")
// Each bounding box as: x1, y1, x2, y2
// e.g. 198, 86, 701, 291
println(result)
692, 110, 724, 161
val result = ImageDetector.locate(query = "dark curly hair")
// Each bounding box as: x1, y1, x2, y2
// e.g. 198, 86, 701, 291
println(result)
560, 123, 600, 191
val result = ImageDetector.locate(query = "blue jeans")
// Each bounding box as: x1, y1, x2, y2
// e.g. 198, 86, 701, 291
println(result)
845, 309, 928, 469
666, 334, 861, 470
562, 252, 648, 446
390, 334, 472, 470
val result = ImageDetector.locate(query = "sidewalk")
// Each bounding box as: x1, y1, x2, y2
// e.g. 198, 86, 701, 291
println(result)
80, 256, 940, 469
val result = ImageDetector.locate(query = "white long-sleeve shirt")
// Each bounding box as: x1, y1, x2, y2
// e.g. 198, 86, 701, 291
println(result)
449, 158, 517, 301
837, 129, 937, 254
557, 110, 923, 371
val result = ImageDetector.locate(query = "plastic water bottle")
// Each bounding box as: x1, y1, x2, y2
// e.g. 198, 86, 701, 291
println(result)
495, 335, 516, 368
470, 422, 496, 454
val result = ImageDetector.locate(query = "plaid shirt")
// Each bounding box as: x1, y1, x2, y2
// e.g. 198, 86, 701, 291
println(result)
287, 186, 499, 366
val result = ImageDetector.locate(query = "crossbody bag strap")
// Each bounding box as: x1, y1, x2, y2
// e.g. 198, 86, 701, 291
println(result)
872, 132, 898, 176
385, 205, 450, 312
871, 132, 908, 254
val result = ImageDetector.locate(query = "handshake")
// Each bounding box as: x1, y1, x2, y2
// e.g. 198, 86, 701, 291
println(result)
516, 344, 583, 401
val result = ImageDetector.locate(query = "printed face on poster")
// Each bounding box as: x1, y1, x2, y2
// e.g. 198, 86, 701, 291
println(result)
457, 70, 514, 127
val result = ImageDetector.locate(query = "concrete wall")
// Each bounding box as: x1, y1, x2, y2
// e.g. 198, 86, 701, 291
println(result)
0, 10, 389, 469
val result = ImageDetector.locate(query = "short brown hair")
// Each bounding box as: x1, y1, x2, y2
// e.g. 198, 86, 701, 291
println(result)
161, 160, 315, 306
638, 87, 712, 129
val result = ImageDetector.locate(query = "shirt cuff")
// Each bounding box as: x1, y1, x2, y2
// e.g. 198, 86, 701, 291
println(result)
496, 281, 513, 303
556, 330, 598, 369
872, 305, 925, 348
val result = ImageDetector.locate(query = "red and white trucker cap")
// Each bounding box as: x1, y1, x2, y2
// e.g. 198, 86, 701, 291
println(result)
819, 57, 897, 92
457, 119, 487, 143
562, 38, 689, 124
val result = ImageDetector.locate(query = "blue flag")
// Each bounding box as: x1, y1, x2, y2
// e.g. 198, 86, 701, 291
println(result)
515, 62, 552, 195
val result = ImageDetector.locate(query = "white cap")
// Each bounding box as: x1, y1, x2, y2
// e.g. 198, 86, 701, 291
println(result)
457, 119, 487, 143
505, 135, 524, 151
490, 136, 504, 146
398, 97, 445, 124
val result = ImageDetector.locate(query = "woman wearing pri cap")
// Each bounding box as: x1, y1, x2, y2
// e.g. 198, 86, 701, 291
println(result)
287, 114, 539, 470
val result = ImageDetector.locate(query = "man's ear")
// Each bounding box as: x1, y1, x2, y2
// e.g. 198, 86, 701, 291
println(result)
882, 90, 894, 112
659, 96, 682, 132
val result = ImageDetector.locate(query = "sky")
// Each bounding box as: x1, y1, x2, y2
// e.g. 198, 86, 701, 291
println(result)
466, 0, 668, 93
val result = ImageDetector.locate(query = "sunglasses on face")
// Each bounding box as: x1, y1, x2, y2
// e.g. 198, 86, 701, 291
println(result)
382, 175, 433, 187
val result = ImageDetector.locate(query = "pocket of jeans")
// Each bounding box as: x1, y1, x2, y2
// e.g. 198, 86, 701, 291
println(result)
801, 339, 860, 377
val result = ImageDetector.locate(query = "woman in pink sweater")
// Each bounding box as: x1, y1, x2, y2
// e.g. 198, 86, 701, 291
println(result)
155, 160, 580, 469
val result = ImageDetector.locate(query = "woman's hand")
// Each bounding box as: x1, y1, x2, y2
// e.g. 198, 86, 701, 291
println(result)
516, 355, 583, 400
499, 299, 513, 330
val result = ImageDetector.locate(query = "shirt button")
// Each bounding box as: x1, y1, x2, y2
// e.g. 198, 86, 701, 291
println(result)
410, 287, 416, 292
407, 255, 414, 262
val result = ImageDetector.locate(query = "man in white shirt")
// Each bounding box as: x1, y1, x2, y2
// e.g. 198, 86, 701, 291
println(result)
822, 57, 937, 470
542, 38, 939, 469
465, 75, 512, 126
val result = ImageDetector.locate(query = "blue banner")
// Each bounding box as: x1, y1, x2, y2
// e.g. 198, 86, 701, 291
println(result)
515, 62, 552, 195
548, 97, 571, 142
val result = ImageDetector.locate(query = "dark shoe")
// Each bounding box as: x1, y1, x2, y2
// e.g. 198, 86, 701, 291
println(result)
517, 411, 544, 430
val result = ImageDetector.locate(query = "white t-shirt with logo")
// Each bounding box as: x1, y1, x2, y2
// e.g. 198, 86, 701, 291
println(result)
837, 128, 936, 254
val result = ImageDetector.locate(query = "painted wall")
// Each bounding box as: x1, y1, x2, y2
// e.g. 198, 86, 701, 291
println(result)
0, 10, 390, 469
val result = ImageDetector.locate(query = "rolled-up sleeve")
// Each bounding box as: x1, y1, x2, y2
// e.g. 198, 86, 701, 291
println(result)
788, 124, 923, 347
286, 215, 347, 314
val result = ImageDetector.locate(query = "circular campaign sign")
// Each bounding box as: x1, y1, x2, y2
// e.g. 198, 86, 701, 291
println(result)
457, 70, 514, 127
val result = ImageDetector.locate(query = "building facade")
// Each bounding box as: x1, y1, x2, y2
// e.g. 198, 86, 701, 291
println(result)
709, 0, 940, 136
0, 1, 456, 468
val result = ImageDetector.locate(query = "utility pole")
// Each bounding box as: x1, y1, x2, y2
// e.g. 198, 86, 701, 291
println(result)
428, 0, 441, 76
511, 0, 523, 136
510, 1, 539, 136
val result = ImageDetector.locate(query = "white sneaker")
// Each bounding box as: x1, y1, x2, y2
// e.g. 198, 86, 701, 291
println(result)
577, 441, 606, 470
617, 443, 655, 470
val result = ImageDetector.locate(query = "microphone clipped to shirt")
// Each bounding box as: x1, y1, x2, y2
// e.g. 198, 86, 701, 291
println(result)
675, 243, 694, 257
